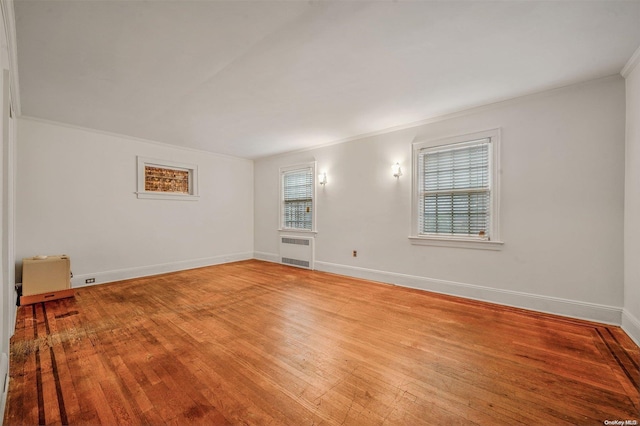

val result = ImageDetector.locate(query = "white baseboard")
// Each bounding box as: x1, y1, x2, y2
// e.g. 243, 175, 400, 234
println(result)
3, 284, 19, 420
0, 353, 7, 425
253, 251, 280, 263
622, 309, 640, 346
313, 261, 623, 325
61, 251, 630, 330
72, 252, 253, 288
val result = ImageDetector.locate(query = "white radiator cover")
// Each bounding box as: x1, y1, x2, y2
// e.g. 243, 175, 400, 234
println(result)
279, 236, 314, 269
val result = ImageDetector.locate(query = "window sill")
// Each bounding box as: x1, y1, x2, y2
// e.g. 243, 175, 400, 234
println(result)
278, 229, 318, 235
408, 236, 503, 250
136, 192, 199, 201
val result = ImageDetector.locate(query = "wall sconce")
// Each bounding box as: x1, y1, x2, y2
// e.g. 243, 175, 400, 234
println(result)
392, 162, 402, 178
318, 172, 327, 185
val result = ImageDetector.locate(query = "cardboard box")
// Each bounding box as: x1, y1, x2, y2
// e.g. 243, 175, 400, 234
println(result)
21, 255, 73, 304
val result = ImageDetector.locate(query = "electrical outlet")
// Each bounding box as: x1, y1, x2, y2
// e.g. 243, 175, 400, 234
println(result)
352, 250, 357, 257
85, 278, 95, 284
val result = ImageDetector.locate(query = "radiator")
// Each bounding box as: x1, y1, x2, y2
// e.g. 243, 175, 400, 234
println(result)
279, 236, 314, 270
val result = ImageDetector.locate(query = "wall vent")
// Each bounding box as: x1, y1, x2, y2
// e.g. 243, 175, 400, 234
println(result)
282, 257, 310, 268
282, 237, 310, 246
279, 236, 314, 270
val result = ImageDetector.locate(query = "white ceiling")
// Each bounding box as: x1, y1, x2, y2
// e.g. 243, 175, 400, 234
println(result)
14, 1, 640, 159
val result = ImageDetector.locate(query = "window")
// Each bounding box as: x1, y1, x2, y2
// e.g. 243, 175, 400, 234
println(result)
280, 163, 316, 232
136, 156, 199, 200
411, 129, 502, 249
145, 166, 190, 194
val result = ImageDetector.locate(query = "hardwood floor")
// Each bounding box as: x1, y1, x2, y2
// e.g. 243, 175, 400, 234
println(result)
4, 260, 639, 425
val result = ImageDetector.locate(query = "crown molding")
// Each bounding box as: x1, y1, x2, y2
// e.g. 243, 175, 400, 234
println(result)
257, 74, 622, 161
621, 44, 640, 78
19, 115, 253, 163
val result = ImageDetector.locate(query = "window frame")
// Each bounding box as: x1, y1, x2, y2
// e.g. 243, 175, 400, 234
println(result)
410, 129, 503, 250
279, 162, 317, 234
136, 156, 199, 201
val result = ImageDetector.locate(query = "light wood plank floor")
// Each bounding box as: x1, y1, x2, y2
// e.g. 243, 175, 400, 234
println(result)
4, 260, 639, 425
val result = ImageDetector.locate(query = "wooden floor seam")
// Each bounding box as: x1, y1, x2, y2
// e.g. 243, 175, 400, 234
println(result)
596, 327, 638, 390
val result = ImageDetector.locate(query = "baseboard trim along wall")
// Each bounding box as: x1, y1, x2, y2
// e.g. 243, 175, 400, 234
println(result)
72, 252, 254, 288
310, 260, 622, 326
253, 251, 280, 264
622, 309, 640, 346
67, 251, 630, 335
0, 353, 8, 425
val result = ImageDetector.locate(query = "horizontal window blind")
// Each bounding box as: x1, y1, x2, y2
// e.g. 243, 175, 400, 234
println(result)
419, 140, 490, 237
282, 168, 313, 230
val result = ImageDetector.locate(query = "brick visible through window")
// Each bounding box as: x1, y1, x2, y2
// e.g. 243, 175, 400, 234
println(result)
144, 166, 190, 193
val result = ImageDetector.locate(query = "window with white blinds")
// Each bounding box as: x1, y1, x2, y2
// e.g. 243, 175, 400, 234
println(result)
281, 165, 315, 231
419, 140, 490, 237
411, 129, 501, 248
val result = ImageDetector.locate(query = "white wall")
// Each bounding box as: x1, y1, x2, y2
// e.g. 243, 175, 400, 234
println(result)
0, 68, 11, 423
623, 53, 640, 345
255, 76, 626, 324
0, 0, 17, 419
16, 118, 254, 286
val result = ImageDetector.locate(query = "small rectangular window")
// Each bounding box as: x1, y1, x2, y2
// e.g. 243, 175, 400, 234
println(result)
144, 165, 190, 194
136, 156, 199, 200
280, 163, 316, 232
